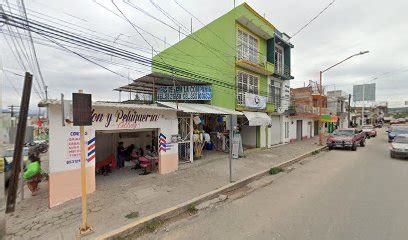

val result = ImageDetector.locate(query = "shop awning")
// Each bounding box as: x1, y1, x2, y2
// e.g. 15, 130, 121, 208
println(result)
243, 111, 271, 126
320, 114, 339, 122
157, 102, 243, 115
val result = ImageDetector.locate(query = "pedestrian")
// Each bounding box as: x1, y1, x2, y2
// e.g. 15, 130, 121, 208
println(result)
117, 142, 125, 168
24, 149, 42, 196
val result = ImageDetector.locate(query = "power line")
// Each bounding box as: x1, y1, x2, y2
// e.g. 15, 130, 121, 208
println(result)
289, 0, 336, 39
2, 10, 275, 97
20, 0, 47, 98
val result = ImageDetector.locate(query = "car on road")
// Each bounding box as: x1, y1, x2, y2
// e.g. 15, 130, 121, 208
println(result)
390, 119, 400, 125
2, 147, 29, 188
397, 118, 406, 124
362, 125, 377, 138
387, 125, 408, 142
327, 128, 366, 151
390, 134, 408, 159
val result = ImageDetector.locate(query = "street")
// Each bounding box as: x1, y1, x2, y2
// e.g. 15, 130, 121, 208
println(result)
140, 129, 408, 240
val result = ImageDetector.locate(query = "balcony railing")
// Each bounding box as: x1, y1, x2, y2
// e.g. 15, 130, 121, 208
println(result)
274, 64, 291, 79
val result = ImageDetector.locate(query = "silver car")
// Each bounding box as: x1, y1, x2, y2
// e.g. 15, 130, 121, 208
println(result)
390, 134, 408, 159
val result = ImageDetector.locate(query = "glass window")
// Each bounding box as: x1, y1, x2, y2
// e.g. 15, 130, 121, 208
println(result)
269, 80, 282, 108
236, 71, 259, 105
237, 29, 258, 64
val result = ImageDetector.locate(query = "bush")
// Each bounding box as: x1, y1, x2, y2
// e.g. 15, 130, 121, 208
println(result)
269, 167, 284, 175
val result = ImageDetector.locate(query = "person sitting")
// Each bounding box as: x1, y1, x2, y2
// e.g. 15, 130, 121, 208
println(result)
125, 144, 135, 161
117, 142, 125, 168
24, 150, 42, 196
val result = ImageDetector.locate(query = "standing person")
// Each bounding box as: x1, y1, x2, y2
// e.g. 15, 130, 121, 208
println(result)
116, 142, 125, 168
24, 149, 42, 196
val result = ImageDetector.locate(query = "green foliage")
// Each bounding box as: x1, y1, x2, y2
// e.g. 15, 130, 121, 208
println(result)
311, 150, 321, 155
125, 211, 139, 219
146, 220, 163, 233
187, 204, 198, 215
269, 167, 284, 175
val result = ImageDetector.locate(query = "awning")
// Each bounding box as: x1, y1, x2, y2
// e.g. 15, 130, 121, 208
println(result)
157, 102, 243, 115
243, 111, 271, 126
320, 114, 339, 123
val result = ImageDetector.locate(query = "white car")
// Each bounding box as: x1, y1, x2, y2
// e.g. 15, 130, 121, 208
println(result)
390, 134, 408, 159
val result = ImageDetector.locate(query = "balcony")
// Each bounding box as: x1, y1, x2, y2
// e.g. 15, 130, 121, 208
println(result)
274, 64, 291, 79
236, 47, 273, 76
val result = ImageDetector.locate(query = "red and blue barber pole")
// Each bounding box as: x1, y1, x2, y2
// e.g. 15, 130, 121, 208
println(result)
87, 137, 96, 162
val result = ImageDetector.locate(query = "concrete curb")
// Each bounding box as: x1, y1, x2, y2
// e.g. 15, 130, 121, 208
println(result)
95, 145, 327, 240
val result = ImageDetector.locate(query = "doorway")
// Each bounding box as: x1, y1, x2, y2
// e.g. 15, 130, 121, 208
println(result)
296, 120, 303, 141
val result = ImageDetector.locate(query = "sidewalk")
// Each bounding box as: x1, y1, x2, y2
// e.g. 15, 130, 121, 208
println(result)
6, 137, 323, 239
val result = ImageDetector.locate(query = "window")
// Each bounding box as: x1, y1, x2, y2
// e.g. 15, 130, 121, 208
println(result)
285, 122, 289, 138
237, 71, 259, 105
268, 80, 282, 108
237, 28, 259, 64
274, 46, 284, 74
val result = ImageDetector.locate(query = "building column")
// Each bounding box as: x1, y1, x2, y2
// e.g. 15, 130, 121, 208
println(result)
189, 114, 194, 163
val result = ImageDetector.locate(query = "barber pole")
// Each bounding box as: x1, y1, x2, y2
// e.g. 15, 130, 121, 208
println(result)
87, 137, 96, 162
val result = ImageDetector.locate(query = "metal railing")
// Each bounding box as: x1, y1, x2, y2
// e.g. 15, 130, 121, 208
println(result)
274, 64, 291, 78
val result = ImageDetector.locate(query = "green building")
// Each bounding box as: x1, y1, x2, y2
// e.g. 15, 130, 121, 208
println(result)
120, 3, 294, 150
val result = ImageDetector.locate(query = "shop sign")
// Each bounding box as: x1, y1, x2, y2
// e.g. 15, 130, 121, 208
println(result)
91, 108, 159, 129
244, 93, 267, 109
157, 85, 212, 101
72, 93, 92, 126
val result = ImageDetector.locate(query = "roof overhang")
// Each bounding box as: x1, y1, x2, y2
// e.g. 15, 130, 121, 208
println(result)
157, 101, 243, 115
114, 72, 209, 93
39, 100, 174, 111
236, 16, 273, 39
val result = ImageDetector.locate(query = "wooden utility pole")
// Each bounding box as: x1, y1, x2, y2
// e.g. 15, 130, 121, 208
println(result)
6, 72, 32, 213
73, 90, 93, 236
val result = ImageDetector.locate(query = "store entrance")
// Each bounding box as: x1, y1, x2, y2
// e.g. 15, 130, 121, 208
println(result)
192, 114, 229, 161
94, 129, 159, 182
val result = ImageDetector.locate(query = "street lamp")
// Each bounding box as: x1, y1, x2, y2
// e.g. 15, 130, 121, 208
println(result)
318, 50, 369, 145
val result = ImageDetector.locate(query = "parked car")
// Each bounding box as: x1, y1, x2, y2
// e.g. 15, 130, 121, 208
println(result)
374, 122, 383, 128
3, 147, 30, 189
398, 118, 406, 124
327, 128, 366, 151
390, 119, 399, 125
387, 125, 408, 142
361, 125, 377, 138
390, 134, 408, 159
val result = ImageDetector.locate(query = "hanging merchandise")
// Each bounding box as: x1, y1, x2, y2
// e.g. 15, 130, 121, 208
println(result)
193, 116, 201, 125
217, 115, 223, 123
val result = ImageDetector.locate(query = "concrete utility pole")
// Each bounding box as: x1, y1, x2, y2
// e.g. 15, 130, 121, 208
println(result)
348, 94, 352, 127
318, 51, 369, 145
6, 72, 33, 213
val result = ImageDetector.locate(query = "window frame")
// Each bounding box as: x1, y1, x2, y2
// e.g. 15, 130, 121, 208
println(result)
236, 70, 260, 105
237, 27, 259, 65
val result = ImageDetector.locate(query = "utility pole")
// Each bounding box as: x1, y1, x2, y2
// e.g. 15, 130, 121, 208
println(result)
45, 85, 48, 100
361, 84, 365, 126
190, 18, 193, 34
348, 94, 352, 127
6, 72, 33, 213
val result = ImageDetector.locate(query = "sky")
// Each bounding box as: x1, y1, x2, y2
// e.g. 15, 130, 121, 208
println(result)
1, 0, 408, 109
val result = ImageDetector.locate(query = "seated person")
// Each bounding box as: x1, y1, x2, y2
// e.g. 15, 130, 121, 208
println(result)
125, 144, 135, 160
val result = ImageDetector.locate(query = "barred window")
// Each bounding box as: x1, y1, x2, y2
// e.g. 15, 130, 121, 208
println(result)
237, 71, 259, 105
237, 29, 258, 64
269, 80, 282, 108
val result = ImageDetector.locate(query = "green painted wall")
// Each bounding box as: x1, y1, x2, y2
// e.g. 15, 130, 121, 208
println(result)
152, 3, 276, 111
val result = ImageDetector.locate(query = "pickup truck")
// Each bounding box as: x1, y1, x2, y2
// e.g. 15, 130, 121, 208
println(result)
327, 128, 366, 151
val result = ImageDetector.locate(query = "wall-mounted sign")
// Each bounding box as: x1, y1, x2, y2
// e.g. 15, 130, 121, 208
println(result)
244, 93, 267, 109
157, 85, 212, 101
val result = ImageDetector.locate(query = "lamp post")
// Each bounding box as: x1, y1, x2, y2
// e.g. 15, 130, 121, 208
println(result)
319, 51, 369, 145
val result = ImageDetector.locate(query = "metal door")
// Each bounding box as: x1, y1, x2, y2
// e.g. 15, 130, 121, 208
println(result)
296, 120, 303, 141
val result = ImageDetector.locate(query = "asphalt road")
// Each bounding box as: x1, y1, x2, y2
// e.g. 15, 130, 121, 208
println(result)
142, 129, 408, 240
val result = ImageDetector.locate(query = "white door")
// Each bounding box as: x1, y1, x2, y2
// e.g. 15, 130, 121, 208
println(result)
269, 116, 281, 146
